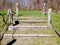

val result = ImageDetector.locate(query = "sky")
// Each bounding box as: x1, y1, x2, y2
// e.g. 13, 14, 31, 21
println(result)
23, 0, 28, 7
11, 0, 28, 7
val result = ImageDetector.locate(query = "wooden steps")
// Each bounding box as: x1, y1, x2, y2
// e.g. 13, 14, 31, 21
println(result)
8, 25, 52, 30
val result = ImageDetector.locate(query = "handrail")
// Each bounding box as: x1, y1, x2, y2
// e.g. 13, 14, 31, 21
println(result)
0, 11, 16, 41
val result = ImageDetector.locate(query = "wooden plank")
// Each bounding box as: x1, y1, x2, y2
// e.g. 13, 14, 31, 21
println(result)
8, 25, 52, 30
4, 34, 55, 37
18, 20, 47, 23
16, 3, 18, 16
14, 17, 46, 19
10, 25, 52, 28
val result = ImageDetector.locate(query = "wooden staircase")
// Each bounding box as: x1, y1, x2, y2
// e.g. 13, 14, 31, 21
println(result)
1, 16, 57, 45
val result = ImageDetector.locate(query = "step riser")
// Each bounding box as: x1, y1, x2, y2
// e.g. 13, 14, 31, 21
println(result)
1, 35, 55, 45
14, 17, 47, 20
17, 19, 47, 20
14, 27, 51, 30
19, 20, 47, 23
17, 23, 48, 26
13, 20, 47, 23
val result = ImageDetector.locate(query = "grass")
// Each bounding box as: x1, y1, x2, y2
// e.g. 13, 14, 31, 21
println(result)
0, 11, 60, 33
51, 13, 60, 32
0, 11, 46, 32
0, 11, 43, 17
18, 11, 43, 17
0, 11, 7, 16
0, 16, 5, 32
0, 11, 60, 31
0, 11, 60, 45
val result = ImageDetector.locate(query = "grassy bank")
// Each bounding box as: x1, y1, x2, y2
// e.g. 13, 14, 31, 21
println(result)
51, 13, 60, 32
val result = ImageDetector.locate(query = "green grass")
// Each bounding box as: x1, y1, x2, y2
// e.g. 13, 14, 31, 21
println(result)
0, 11, 60, 33
0, 11, 60, 45
0, 11, 43, 17
18, 11, 43, 17
51, 13, 60, 32
0, 11, 7, 16
0, 11, 60, 32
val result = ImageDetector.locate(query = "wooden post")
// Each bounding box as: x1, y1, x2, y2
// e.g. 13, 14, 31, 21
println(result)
7, 9, 10, 24
7, 9, 14, 30
7, 9, 13, 25
16, 3, 18, 16
48, 8, 52, 25
43, 3, 46, 15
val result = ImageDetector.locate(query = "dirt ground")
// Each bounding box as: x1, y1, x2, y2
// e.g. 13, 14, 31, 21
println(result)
1, 36, 60, 45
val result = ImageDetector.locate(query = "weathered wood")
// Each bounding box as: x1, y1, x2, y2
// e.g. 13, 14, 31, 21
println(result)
4, 34, 55, 37
11, 26, 52, 28
14, 17, 47, 20
43, 3, 46, 15
7, 9, 13, 25
16, 3, 18, 16
48, 8, 52, 25
18, 20, 47, 23
8, 25, 52, 30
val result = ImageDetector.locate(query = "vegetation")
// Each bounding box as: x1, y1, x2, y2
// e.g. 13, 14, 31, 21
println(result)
0, 0, 60, 45
0, 11, 7, 16
0, 11, 60, 45
0, 11, 60, 32
0, 11, 43, 16
0, 0, 60, 12
51, 13, 60, 32
18, 11, 42, 16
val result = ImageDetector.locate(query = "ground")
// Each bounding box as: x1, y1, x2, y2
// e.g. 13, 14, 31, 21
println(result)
0, 11, 60, 45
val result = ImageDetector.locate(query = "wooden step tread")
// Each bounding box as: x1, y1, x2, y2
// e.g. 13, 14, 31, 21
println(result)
18, 20, 47, 23
14, 17, 47, 19
10, 25, 52, 28
4, 34, 56, 37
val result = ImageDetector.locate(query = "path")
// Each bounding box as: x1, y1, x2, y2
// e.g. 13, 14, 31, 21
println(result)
1, 16, 58, 45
